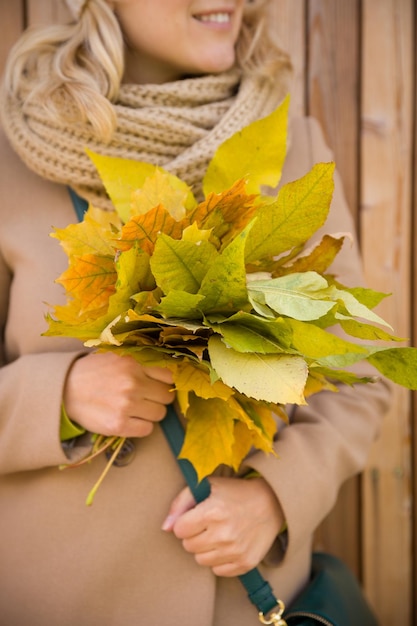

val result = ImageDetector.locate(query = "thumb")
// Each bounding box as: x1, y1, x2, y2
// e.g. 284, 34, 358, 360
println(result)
161, 486, 196, 532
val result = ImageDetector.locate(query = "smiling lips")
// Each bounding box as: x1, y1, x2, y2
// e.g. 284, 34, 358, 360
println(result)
194, 12, 232, 23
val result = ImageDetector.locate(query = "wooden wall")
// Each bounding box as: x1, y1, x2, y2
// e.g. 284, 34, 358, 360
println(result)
271, 2, 417, 624
0, 1, 415, 624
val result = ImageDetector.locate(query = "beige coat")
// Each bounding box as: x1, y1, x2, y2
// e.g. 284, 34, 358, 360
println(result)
0, 115, 390, 626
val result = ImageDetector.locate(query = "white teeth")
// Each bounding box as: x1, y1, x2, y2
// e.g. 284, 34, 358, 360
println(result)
195, 12, 231, 23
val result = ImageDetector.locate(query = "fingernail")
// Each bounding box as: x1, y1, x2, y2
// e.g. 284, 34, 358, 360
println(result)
161, 515, 175, 532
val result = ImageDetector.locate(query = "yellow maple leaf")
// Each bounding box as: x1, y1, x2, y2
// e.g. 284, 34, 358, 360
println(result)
304, 371, 338, 396
86, 150, 197, 223
131, 169, 188, 220
229, 397, 277, 455
52, 206, 121, 257
179, 396, 237, 480
174, 362, 233, 401
230, 420, 260, 470
203, 97, 289, 195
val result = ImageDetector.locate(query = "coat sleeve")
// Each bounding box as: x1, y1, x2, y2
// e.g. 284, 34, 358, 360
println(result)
0, 135, 92, 476
0, 347, 92, 475
244, 116, 391, 563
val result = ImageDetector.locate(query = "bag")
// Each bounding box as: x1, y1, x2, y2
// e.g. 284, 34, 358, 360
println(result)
283, 552, 379, 626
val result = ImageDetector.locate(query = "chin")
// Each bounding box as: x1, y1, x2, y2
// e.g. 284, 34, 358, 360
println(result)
198, 56, 237, 75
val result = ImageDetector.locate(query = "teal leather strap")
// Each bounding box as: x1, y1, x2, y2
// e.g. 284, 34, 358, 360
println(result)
69, 188, 280, 617
68, 187, 88, 221
160, 404, 211, 504
162, 405, 279, 616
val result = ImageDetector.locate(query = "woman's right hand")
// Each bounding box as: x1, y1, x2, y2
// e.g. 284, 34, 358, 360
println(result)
63, 352, 174, 438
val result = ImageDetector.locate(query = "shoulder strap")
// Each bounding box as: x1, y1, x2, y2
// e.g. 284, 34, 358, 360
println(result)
68, 187, 88, 221
68, 187, 285, 623
161, 405, 281, 617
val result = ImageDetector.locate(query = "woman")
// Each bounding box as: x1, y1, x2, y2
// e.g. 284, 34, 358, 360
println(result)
0, 1, 389, 624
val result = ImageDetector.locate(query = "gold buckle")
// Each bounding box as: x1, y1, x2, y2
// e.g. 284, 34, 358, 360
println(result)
258, 599, 287, 625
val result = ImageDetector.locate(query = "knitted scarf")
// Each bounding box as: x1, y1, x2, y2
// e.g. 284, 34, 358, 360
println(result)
0, 69, 285, 209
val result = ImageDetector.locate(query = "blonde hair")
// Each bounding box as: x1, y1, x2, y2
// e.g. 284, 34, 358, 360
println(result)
3, 0, 291, 142
238, 0, 292, 79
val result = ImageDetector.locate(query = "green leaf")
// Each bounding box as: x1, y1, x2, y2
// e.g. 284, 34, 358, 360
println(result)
156, 291, 206, 319
312, 352, 375, 369
335, 283, 390, 309
339, 319, 405, 342
288, 319, 368, 359
208, 335, 308, 404
309, 365, 376, 386
198, 223, 253, 313
203, 97, 289, 196
367, 347, 417, 390
211, 324, 289, 354
108, 244, 153, 316
150, 234, 218, 294
208, 313, 293, 354
329, 286, 392, 328
245, 162, 335, 264
212, 310, 293, 349
248, 272, 336, 321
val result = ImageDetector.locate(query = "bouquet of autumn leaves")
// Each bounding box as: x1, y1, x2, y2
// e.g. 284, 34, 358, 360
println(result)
45, 98, 417, 502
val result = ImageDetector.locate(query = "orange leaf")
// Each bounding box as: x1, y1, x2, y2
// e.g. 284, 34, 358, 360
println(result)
272, 234, 346, 277
117, 205, 183, 254
57, 254, 116, 315
183, 180, 258, 248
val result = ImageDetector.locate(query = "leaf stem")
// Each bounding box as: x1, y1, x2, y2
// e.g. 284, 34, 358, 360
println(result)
59, 436, 119, 470
85, 437, 126, 506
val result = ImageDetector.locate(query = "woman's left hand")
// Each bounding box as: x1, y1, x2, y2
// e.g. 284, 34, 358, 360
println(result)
162, 476, 284, 577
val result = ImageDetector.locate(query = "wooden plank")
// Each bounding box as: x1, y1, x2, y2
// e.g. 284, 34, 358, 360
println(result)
0, 0, 24, 76
307, 0, 360, 221
313, 478, 361, 576
0, 0, 71, 76
360, 0, 414, 622
413, 405, 417, 608
264, 0, 365, 580
306, 0, 362, 577
413, 1, 417, 620
26, 0, 70, 24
